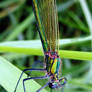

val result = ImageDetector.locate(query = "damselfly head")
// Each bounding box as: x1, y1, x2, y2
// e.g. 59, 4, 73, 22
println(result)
49, 77, 67, 89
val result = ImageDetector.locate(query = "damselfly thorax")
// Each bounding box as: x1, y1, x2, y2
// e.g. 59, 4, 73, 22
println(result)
44, 51, 66, 89
45, 51, 61, 77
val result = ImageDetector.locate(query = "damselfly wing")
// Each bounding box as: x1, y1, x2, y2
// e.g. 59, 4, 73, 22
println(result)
33, 0, 67, 91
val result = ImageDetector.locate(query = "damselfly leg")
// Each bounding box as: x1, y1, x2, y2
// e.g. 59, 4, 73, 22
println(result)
36, 82, 49, 92
62, 88, 63, 92
14, 68, 46, 92
59, 77, 67, 92
23, 75, 48, 92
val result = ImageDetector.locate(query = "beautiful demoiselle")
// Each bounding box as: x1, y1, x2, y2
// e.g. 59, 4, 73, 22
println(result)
14, 0, 67, 92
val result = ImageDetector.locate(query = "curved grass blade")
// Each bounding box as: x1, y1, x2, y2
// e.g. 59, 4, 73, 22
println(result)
0, 56, 47, 92
0, 45, 92, 61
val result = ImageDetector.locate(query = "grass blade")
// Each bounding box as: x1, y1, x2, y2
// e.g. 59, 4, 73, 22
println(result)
0, 56, 47, 92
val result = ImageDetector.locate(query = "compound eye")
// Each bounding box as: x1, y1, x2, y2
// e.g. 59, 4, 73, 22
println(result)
59, 77, 67, 86
52, 83, 57, 89
49, 83, 58, 89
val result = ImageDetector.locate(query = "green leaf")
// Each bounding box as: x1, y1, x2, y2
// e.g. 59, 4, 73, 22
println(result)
59, 36, 92, 46
59, 50, 92, 61
0, 56, 47, 92
4, 13, 34, 41
0, 0, 25, 18
0, 36, 92, 60
0, 0, 19, 8
0, 43, 92, 60
79, 0, 92, 34
68, 78, 92, 90
1, 36, 92, 48
57, 0, 77, 12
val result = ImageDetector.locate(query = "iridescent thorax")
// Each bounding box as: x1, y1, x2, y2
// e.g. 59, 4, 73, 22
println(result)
45, 51, 61, 75
44, 51, 66, 89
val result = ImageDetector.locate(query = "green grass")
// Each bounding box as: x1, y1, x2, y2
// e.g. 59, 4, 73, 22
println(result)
0, 0, 92, 92
0, 56, 47, 92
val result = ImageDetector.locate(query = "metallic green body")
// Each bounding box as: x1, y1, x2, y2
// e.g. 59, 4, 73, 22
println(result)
33, 0, 63, 81
45, 52, 61, 75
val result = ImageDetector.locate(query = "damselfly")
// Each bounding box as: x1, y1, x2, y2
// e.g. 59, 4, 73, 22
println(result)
14, 0, 67, 92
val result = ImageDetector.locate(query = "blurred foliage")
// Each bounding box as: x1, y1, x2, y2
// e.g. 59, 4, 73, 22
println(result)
0, 0, 92, 92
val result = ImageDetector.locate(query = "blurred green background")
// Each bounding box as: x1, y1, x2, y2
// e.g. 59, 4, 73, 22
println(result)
0, 0, 92, 92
